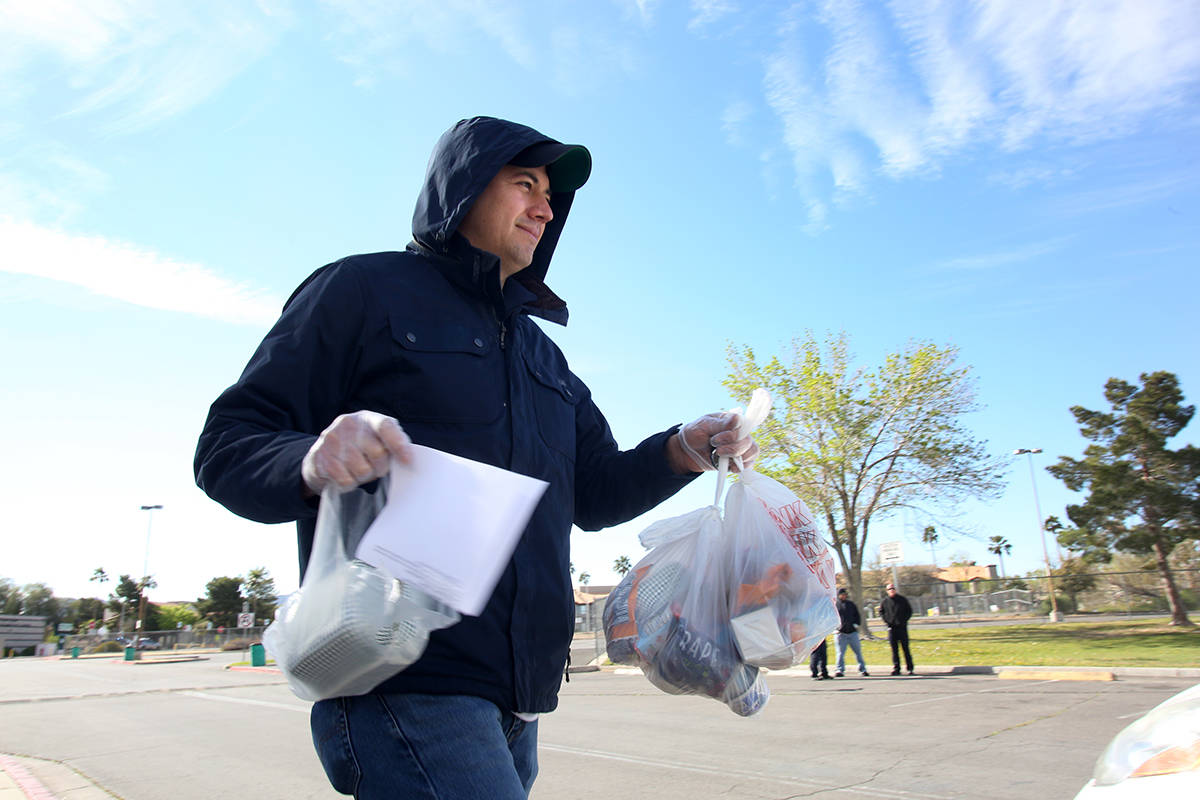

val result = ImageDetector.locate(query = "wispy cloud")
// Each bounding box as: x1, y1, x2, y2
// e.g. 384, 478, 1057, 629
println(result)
933, 237, 1073, 271
0, 142, 111, 222
756, 0, 1200, 228
689, 0, 737, 31
0, 0, 290, 134
1, 218, 283, 325
721, 100, 753, 147
320, 0, 536, 84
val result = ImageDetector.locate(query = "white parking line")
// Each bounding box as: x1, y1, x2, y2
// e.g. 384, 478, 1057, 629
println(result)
540, 742, 955, 799
889, 679, 1060, 708
182, 690, 310, 713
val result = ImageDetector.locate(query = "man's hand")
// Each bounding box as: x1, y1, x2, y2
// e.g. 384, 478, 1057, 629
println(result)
668, 411, 760, 474
301, 411, 413, 496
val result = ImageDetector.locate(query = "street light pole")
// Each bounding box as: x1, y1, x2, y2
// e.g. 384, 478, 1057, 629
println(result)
137, 505, 163, 641
1013, 449, 1060, 622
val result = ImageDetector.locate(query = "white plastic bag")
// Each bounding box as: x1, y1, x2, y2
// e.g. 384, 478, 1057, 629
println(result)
724, 470, 839, 669
604, 506, 770, 717
264, 481, 459, 701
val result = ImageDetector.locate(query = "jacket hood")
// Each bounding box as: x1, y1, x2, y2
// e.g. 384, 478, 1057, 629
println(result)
411, 116, 585, 324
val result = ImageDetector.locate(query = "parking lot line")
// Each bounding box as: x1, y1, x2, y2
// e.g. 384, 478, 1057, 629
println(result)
888, 679, 1060, 708
540, 742, 956, 799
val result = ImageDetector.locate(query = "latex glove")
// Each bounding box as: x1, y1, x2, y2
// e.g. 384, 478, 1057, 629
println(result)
672, 411, 759, 474
301, 410, 413, 495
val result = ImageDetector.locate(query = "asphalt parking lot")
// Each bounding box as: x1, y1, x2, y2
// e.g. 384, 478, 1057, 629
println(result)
0, 652, 1194, 799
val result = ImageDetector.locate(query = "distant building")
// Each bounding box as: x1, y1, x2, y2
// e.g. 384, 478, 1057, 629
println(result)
574, 585, 616, 632
933, 564, 998, 594
0, 614, 47, 653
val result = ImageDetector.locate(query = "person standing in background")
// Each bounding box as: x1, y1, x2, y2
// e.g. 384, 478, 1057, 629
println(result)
834, 588, 868, 677
880, 583, 915, 675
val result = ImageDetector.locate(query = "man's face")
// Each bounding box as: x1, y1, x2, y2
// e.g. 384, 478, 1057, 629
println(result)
838, 591, 847, 601
457, 164, 553, 285
887, 585, 897, 596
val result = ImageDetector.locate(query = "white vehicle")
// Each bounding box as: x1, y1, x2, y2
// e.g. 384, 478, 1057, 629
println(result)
1075, 682, 1200, 799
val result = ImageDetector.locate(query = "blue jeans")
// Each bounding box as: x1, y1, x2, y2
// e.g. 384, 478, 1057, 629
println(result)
835, 631, 867, 674
310, 693, 538, 799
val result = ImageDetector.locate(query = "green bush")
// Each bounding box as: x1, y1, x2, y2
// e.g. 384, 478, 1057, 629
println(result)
1037, 595, 1077, 615
90, 641, 123, 654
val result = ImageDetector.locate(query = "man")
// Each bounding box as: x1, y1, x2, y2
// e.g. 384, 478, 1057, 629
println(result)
880, 582, 915, 675
194, 116, 756, 799
834, 587, 869, 677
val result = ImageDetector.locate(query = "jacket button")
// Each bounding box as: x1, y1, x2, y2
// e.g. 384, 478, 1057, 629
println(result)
474, 338, 484, 348
406, 333, 417, 343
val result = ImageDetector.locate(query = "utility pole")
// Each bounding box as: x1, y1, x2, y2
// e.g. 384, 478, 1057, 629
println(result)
1013, 449, 1060, 622
136, 505, 163, 642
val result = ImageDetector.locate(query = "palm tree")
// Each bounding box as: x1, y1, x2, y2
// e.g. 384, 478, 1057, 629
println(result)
613, 555, 632, 577
922, 526, 938, 568
988, 536, 1013, 578
578, 571, 591, 588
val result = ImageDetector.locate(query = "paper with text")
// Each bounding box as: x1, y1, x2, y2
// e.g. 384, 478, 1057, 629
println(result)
354, 446, 548, 616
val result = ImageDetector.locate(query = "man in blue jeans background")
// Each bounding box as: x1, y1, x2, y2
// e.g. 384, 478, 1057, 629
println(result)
195, 116, 758, 799
834, 588, 869, 677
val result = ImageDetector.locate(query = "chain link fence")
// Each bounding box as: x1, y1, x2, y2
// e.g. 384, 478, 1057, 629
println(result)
860, 568, 1200, 620
63, 626, 267, 655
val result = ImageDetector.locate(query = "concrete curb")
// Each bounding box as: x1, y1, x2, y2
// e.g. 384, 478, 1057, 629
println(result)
597, 663, 1200, 680
0, 753, 115, 800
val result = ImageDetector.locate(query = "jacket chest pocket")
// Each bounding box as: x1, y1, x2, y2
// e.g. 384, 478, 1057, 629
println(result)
384, 316, 504, 424
523, 350, 578, 461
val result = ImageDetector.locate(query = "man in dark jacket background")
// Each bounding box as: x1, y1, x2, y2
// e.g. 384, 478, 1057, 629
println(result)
834, 587, 869, 677
194, 116, 757, 799
881, 582, 915, 675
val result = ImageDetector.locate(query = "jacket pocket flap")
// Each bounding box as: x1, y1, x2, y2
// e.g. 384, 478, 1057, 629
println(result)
390, 315, 491, 356
524, 352, 580, 405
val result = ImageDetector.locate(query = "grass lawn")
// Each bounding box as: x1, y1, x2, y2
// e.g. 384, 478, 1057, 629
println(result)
855, 617, 1200, 668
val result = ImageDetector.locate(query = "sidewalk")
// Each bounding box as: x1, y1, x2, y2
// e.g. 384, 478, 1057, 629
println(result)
0, 754, 114, 800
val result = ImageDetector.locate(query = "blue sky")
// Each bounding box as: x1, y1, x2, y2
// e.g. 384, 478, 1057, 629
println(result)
3, 0, 1198, 603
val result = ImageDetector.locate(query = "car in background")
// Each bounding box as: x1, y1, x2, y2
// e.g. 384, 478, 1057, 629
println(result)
135, 637, 161, 650
1075, 682, 1200, 799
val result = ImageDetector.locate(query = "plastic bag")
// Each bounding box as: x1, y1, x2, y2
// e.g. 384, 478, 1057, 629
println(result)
724, 470, 839, 669
264, 481, 460, 701
604, 506, 769, 717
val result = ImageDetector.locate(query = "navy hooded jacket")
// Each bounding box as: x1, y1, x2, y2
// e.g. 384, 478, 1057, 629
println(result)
194, 117, 696, 713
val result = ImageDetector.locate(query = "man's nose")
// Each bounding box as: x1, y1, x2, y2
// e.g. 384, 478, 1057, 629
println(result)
531, 196, 553, 222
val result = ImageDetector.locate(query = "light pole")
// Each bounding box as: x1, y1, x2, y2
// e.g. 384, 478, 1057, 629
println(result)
137, 504, 163, 641
1013, 449, 1060, 622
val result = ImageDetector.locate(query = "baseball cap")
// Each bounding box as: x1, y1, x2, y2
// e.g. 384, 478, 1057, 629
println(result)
510, 140, 592, 192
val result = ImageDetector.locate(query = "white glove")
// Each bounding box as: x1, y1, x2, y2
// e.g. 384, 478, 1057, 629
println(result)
301, 410, 413, 495
673, 411, 759, 473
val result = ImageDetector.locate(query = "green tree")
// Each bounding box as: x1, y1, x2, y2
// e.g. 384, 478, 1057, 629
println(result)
726, 332, 1007, 604
987, 536, 1012, 577
243, 567, 277, 624
198, 577, 244, 628
1047, 371, 1199, 626
578, 571, 591, 587
613, 556, 632, 577
157, 603, 201, 630
1053, 557, 1096, 613
20, 583, 59, 626
0, 578, 21, 615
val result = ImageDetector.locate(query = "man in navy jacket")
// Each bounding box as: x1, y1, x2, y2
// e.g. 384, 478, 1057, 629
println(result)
194, 116, 756, 799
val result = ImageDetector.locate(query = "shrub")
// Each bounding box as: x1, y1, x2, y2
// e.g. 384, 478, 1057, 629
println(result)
221, 637, 253, 651
90, 641, 123, 654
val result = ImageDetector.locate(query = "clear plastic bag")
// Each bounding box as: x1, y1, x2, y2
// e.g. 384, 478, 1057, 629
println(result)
723, 470, 839, 669
604, 506, 769, 717
264, 481, 459, 701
